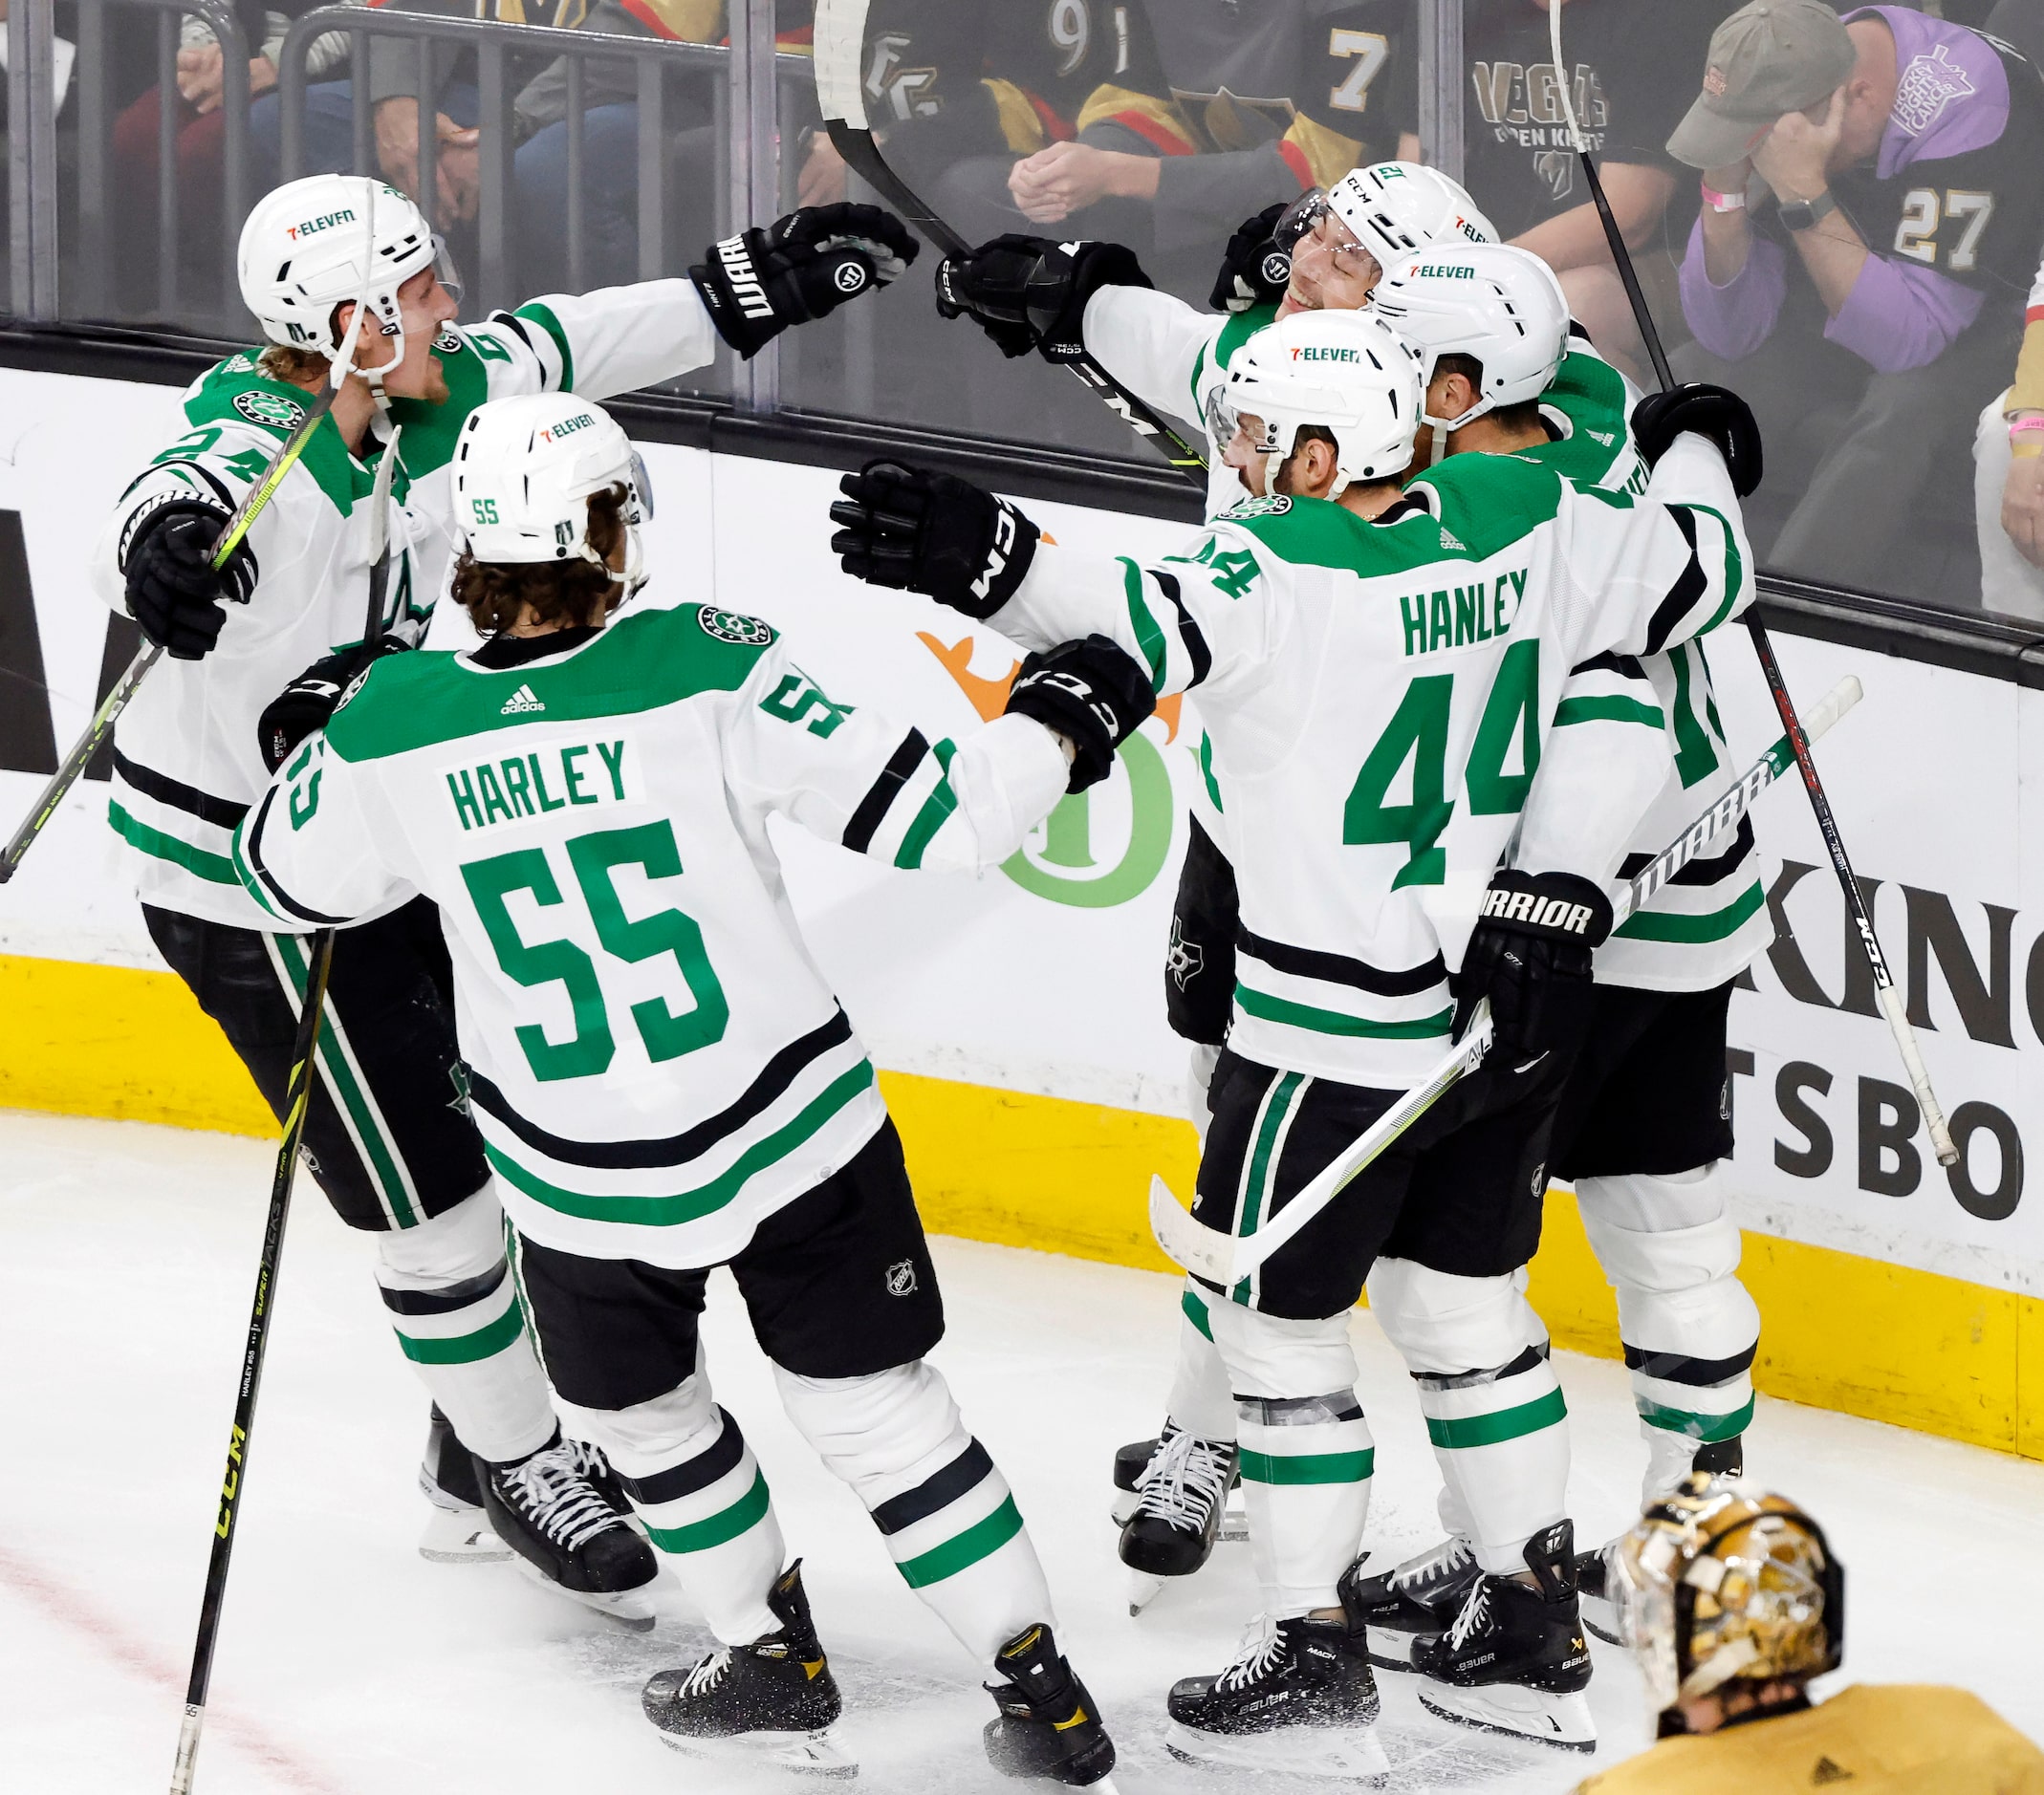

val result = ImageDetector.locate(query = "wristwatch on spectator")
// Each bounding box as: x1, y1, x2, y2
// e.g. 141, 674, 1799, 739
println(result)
1777, 190, 1837, 233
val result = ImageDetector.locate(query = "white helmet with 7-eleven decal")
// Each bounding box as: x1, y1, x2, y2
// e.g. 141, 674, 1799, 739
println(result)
237, 174, 459, 388
1277, 162, 1497, 284
452, 392, 653, 599
1371, 242, 1572, 429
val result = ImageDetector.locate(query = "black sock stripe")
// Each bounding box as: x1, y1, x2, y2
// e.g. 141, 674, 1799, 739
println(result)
842, 729, 930, 853
1238, 1393, 1364, 1425
869, 1438, 995, 1537
1411, 1343, 1550, 1391
618, 1407, 747, 1505
468, 1009, 855, 1169
379, 1261, 509, 1316
1152, 570, 1212, 687
112, 750, 250, 829
1644, 506, 1707, 656
1622, 1341, 1759, 1387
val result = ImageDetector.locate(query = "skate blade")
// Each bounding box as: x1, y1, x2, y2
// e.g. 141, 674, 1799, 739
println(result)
1219, 1494, 1249, 1544
1110, 1493, 1140, 1529
510, 1555, 658, 1631
1127, 1568, 1165, 1615
1417, 1684, 1596, 1753
1579, 1592, 1621, 1647
659, 1725, 858, 1778
1163, 1719, 1388, 1783
417, 1504, 512, 1564
1362, 1630, 1419, 1674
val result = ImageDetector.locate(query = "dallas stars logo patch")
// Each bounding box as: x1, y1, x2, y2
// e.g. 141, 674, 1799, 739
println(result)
698, 605, 775, 646
233, 389, 308, 430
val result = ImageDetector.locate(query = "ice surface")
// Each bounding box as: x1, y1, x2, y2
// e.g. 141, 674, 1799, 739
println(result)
4, 1108, 2041, 1793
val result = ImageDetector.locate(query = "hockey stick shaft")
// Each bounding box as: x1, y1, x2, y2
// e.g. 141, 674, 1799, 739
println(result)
168, 426, 400, 1795
0, 202, 379, 886
1152, 677, 1865, 1283
1544, 7, 1956, 1166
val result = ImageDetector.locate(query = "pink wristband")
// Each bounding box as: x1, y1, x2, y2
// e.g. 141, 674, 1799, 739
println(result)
1701, 177, 1747, 213
2011, 416, 2044, 437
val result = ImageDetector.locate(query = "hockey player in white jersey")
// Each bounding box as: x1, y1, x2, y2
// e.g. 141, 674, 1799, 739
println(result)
934, 162, 1496, 516
93, 171, 917, 1611
228, 391, 1148, 1784
831, 307, 1759, 1767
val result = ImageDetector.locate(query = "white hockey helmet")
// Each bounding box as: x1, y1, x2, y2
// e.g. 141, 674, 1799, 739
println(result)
238, 174, 458, 377
1217, 308, 1424, 497
1370, 243, 1571, 429
1279, 162, 1496, 283
452, 393, 653, 598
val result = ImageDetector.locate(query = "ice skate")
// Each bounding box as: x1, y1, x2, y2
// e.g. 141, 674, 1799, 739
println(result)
416, 1404, 511, 1563
1412, 1522, 1595, 1752
1164, 1614, 1387, 1781
1338, 1533, 1480, 1669
644, 1562, 855, 1777
1111, 1433, 1246, 1539
1118, 1427, 1241, 1612
484, 1429, 660, 1629
1574, 1535, 1620, 1645
983, 1622, 1117, 1786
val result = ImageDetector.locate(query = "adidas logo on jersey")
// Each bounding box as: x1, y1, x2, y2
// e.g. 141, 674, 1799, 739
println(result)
1439, 527, 1468, 551
500, 683, 545, 715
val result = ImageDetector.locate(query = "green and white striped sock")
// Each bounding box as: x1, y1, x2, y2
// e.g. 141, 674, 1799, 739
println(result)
1237, 1393, 1375, 1614
1417, 1347, 1571, 1574
379, 1257, 554, 1464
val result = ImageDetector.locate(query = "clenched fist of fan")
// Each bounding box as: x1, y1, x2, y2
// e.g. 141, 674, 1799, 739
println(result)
690, 204, 918, 358
830, 460, 1040, 619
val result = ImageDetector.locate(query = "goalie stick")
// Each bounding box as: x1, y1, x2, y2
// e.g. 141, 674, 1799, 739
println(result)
1543, 4, 1957, 1167
1151, 675, 1863, 1286
168, 424, 402, 1795
0, 184, 383, 886
811, 0, 1207, 488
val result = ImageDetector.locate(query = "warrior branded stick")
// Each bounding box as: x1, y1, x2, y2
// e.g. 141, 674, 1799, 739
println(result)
1151, 676, 1863, 1285
2, 188, 383, 885
168, 425, 402, 1795
812, 0, 1208, 485
1544, 4, 1957, 1165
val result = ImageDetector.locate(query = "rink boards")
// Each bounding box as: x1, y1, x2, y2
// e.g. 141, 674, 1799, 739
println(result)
0, 360, 2039, 1461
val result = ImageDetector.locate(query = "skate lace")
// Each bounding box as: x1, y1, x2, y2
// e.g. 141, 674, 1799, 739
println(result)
1132, 1429, 1231, 1531
498, 1439, 622, 1552
678, 1647, 734, 1698
1394, 1533, 1474, 1599
1214, 1617, 1289, 1694
1446, 1578, 1493, 1653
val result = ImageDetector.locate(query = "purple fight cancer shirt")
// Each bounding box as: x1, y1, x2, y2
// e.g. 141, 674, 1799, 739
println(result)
1677, 6, 2035, 372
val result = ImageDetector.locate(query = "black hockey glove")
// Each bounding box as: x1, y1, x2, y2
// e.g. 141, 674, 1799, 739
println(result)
829, 459, 1040, 619
1003, 635, 1157, 793
1208, 204, 1292, 314
122, 500, 258, 662
257, 634, 409, 772
934, 234, 1152, 362
1630, 382, 1764, 498
1454, 869, 1614, 1092
691, 203, 919, 359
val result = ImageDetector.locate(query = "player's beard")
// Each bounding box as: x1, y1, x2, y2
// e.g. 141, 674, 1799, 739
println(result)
420, 353, 450, 406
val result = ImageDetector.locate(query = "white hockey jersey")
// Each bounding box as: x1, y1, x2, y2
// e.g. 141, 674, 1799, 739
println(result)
228, 603, 1069, 1267
91, 279, 714, 930
1085, 277, 1768, 995
990, 439, 1753, 1089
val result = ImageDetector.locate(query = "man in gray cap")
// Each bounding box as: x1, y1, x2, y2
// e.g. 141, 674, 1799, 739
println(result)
1664, 0, 2044, 601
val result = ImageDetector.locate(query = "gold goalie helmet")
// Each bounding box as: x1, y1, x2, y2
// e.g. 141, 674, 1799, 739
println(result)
1612, 1473, 1845, 1712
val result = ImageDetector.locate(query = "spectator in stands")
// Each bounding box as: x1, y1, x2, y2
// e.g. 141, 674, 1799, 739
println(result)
1972, 249, 2044, 618
1444, 0, 1723, 378
1667, 0, 2044, 599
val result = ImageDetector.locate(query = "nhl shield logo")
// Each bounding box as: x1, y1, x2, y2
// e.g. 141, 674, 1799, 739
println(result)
885, 1259, 918, 1297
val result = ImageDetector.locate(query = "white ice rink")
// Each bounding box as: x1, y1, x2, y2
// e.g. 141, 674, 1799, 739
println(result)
5, 1108, 2042, 1795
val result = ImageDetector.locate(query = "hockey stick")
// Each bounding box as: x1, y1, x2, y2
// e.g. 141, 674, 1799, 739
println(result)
0, 188, 383, 886
1151, 674, 1864, 1285
811, 0, 1208, 487
168, 425, 402, 1795
1543, 7, 1957, 1166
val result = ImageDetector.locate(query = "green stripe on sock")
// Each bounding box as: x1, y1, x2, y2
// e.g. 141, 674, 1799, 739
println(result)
896, 1494, 1025, 1589
1425, 1386, 1568, 1449
645, 1468, 772, 1553
1238, 1446, 1374, 1485
394, 1300, 525, 1365
1181, 1287, 1213, 1340
1637, 1394, 1754, 1443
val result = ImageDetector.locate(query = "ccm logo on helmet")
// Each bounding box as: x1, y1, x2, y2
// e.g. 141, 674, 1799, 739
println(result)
286, 208, 357, 241
1479, 890, 1599, 936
